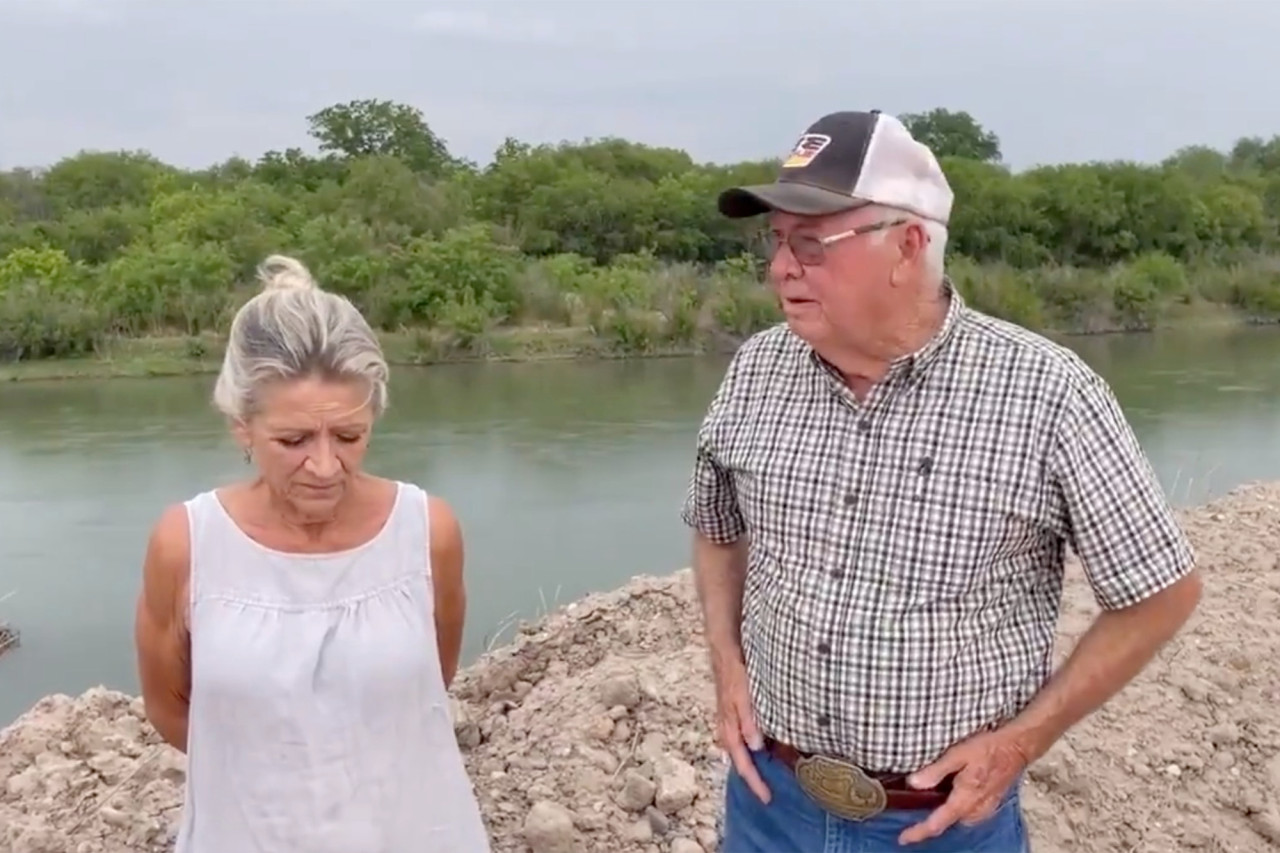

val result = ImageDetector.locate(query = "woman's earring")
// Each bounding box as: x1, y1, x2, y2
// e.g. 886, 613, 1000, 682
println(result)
243, 447, 253, 464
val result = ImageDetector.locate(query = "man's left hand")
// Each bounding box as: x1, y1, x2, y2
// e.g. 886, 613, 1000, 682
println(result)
896, 727, 1035, 846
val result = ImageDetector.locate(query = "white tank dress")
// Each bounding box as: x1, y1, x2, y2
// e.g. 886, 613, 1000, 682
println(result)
172, 480, 492, 853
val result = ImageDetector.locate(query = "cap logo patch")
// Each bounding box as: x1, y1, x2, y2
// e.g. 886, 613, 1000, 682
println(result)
782, 133, 831, 168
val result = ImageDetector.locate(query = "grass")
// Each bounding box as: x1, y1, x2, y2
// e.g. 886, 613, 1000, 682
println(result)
0, 589, 19, 660
0, 325, 717, 383
481, 584, 565, 654
0, 303, 1271, 385
3, 251, 1280, 383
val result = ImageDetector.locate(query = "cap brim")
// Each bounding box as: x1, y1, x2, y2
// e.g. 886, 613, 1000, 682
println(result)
717, 182, 869, 219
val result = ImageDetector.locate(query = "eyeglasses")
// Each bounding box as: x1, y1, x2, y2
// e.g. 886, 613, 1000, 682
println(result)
763, 218, 909, 266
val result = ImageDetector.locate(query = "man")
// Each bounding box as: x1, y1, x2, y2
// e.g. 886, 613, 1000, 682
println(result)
681, 110, 1203, 852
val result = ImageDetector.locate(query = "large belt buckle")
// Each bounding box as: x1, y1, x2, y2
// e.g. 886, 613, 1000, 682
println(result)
794, 753, 888, 821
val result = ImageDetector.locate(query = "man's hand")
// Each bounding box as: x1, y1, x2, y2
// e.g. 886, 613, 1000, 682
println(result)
896, 727, 1032, 846
713, 657, 771, 804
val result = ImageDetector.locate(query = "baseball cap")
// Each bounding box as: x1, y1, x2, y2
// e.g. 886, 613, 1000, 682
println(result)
717, 110, 953, 224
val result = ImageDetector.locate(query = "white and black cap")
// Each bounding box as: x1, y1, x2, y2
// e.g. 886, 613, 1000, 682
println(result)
718, 110, 954, 225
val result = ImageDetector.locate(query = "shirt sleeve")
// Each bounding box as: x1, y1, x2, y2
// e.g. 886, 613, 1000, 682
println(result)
680, 357, 747, 545
1049, 370, 1196, 611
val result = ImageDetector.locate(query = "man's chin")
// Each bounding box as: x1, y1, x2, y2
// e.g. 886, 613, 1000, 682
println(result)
782, 305, 828, 337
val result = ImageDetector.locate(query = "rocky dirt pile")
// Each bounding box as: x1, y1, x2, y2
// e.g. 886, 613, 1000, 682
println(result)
2, 482, 1280, 852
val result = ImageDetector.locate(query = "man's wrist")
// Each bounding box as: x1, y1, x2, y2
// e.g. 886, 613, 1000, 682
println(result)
1002, 707, 1064, 764
706, 638, 745, 675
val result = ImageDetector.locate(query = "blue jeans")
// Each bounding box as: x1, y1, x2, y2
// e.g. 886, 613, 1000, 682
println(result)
722, 747, 1031, 852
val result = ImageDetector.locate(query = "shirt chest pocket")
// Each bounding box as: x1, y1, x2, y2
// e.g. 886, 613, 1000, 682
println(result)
875, 445, 1047, 605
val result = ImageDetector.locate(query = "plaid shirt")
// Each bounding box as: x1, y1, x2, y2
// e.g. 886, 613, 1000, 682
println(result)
681, 283, 1196, 773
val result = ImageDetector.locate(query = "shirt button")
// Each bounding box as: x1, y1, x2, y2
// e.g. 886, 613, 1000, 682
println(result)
817, 714, 831, 728
857, 419, 871, 433
817, 641, 831, 655
843, 492, 855, 506
829, 569, 844, 580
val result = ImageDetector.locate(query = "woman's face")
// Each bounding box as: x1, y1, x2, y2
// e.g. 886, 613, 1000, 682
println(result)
233, 374, 377, 520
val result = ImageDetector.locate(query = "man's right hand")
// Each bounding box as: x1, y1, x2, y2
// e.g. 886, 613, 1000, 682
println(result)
713, 657, 771, 803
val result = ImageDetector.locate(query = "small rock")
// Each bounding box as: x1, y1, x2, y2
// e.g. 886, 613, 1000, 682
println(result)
1250, 809, 1280, 846
638, 732, 666, 762
585, 715, 615, 742
6, 766, 41, 797
528, 782, 557, 802
617, 771, 657, 811
523, 800, 577, 853
646, 805, 671, 835
99, 805, 129, 827
599, 674, 642, 710
655, 754, 699, 814
1207, 722, 1241, 746
623, 819, 653, 843
85, 752, 130, 785
576, 808, 608, 831
577, 744, 620, 774
671, 839, 706, 853
613, 720, 632, 742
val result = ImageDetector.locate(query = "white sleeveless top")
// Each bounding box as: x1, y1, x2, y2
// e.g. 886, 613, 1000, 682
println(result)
174, 481, 492, 853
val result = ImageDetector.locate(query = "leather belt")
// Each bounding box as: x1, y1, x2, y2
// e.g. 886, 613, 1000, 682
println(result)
765, 738, 952, 820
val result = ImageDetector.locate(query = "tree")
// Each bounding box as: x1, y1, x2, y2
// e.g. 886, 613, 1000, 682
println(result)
1, 101, 1279, 362
306, 99, 456, 178
900, 108, 1002, 163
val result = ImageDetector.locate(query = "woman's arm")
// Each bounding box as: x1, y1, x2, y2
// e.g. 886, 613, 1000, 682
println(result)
428, 496, 466, 689
133, 503, 193, 752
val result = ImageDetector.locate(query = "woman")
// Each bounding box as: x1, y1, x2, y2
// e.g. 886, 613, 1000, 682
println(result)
133, 255, 492, 852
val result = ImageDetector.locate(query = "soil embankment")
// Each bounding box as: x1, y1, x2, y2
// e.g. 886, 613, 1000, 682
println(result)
2, 483, 1279, 852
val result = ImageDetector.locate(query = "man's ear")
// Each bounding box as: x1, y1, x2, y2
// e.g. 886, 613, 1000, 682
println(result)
890, 221, 930, 286
903, 221, 930, 263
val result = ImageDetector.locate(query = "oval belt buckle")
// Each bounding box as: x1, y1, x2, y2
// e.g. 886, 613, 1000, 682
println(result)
794, 754, 889, 821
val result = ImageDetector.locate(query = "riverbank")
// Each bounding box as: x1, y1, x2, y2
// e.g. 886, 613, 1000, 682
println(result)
2, 482, 1278, 852
0, 326, 695, 382
0, 297, 1273, 384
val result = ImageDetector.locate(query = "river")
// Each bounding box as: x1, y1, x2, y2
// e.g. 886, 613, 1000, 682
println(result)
2, 324, 1280, 726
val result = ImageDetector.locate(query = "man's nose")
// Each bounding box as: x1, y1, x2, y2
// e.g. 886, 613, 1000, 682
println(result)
769, 240, 802, 282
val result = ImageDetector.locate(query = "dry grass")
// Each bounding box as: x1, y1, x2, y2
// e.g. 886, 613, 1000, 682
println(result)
0, 589, 19, 658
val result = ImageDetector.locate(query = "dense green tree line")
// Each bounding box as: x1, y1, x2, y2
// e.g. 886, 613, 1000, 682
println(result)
1, 99, 1279, 364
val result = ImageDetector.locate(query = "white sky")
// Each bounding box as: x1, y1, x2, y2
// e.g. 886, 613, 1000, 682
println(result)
0, 0, 1275, 172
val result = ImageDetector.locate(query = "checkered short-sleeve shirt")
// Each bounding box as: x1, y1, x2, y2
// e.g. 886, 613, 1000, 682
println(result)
681, 285, 1196, 773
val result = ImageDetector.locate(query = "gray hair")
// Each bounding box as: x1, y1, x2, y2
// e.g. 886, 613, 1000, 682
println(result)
864, 203, 949, 284
212, 255, 389, 422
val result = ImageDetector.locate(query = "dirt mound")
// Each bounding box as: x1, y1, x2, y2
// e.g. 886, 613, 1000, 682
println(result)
3, 483, 1280, 853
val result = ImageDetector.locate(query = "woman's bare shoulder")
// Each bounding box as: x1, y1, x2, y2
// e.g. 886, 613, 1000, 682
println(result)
142, 502, 192, 593
425, 494, 462, 551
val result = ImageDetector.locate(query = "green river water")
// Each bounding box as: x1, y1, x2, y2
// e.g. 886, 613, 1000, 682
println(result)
2, 324, 1279, 725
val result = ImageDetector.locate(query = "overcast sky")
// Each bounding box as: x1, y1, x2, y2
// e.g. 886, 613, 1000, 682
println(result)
0, 0, 1276, 174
